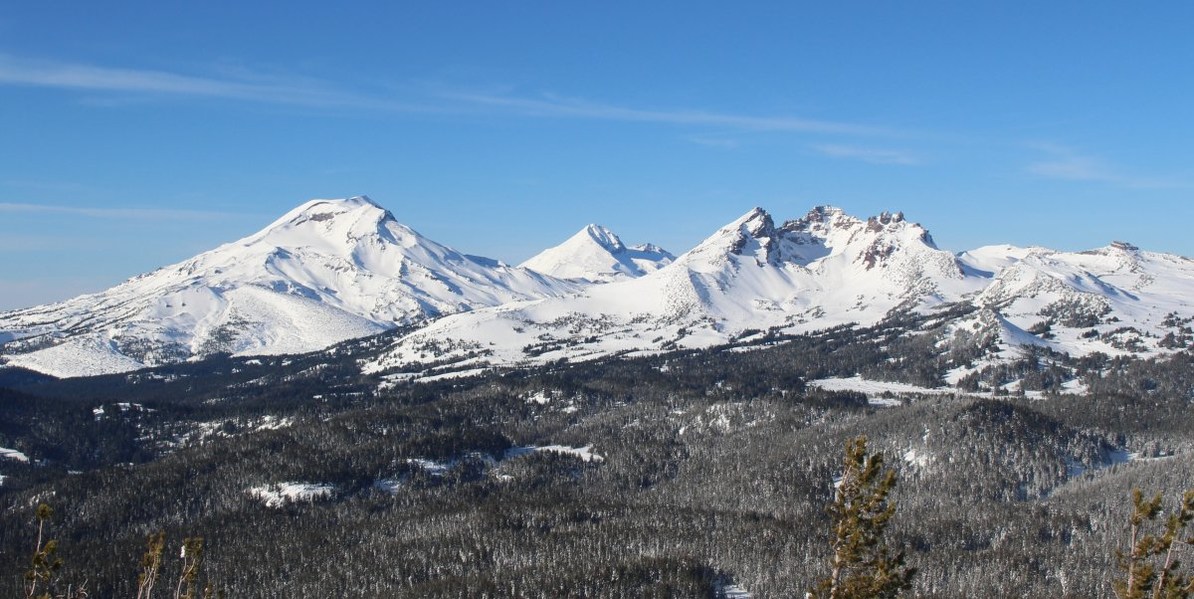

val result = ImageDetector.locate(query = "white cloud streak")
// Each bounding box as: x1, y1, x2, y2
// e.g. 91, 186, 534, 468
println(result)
0, 54, 907, 139
685, 135, 741, 149
1026, 143, 1182, 189
444, 91, 903, 137
0, 54, 427, 111
0, 202, 236, 221
812, 144, 922, 165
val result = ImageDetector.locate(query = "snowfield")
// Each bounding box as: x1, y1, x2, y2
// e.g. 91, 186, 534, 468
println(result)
0, 196, 582, 376
505, 444, 605, 463
247, 482, 335, 508
5, 198, 1194, 382
0, 447, 30, 463
808, 376, 959, 404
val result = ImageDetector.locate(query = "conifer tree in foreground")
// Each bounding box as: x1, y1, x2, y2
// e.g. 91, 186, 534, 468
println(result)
136, 531, 167, 599
23, 504, 85, 599
810, 435, 915, 599
24, 504, 62, 599
1114, 488, 1194, 599
19, 504, 219, 599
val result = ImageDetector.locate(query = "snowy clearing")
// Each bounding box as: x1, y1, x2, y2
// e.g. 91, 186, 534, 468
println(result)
809, 376, 957, 404
247, 482, 335, 508
505, 444, 605, 463
0, 447, 29, 462
721, 584, 751, 598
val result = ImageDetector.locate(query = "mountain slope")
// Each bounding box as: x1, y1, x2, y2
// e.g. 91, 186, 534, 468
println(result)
367, 206, 989, 376
964, 241, 1194, 357
7, 199, 1194, 383
0, 196, 580, 377
519, 224, 673, 282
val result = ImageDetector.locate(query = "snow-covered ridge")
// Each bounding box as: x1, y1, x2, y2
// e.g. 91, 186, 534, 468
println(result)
520, 223, 673, 282
367, 205, 988, 376
0, 195, 581, 377
5, 199, 1194, 381
368, 206, 1194, 382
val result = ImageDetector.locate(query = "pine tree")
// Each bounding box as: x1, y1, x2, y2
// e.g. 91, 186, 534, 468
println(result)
136, 531, 167, 599
810, 435, 915, 599
24, 504, 62, 599
1114, 488, 1194, 599
174, 537, 205, 599
23, 504, 86, 599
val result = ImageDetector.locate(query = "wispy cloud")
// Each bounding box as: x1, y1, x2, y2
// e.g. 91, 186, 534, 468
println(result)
812, 144, 922, 165
0, 54, 909, 140
0, 202, 236, 221
1026, 143, 1181, 189
685, 135, 741, 149
443, 91, 903, 137
0, 54, 428, 111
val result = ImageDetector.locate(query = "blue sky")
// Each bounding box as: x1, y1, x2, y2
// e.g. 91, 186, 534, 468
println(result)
2, 2, 1193, 310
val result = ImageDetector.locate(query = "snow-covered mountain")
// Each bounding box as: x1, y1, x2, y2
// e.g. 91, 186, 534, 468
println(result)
520, 224, 673, 282
954, 241, 1194, 360
366, 206, 991, 376
368, 208, 1194, 381
0, 196, 580, 377
6, 199, 1194, 382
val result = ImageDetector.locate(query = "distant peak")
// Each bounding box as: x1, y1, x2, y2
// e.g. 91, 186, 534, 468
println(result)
303, 195, 386, 214
735, 207, 775, 233
520, 222, 671, 281
805, 205, 848, 220
867, 211, 905, 229
246, 195, 398, 246
691, 207, 779, 262
631, 242, 670, 255
287, 195, 386, 217
782, 205, 859, 234
582, 224, 626, 252
342, 195, 381, 208
1081, 240, 1143, 259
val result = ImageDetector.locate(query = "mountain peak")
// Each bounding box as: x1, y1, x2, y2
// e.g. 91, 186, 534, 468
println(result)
581, 224, 627, 253
345, 194, 380, 207
738, 207, 775, 236
520, 224, 672, 282
289, 195, 389, 220
782, 205, 860, 236
787, 205, 937, 252
244, 196, 397, 250
804, 204, 849, 221
737, 207, 777, 253
0, 195, 581, 376
866, 210, 905, 229
682, 207, 779, 267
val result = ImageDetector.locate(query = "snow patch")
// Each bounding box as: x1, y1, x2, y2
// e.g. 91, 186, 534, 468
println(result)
809, 376, 955, 402
373, 479, 403, 494
505, 444, 605, 463
0, 447, 29, 462
247, 482, 334, 508
719, 583, 752, 598
406, 458, 453, 476
525, 390, 552, 405
902, 448, 931, 468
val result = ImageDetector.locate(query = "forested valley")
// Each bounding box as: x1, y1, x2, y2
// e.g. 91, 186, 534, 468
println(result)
2, 315, 1193, 598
